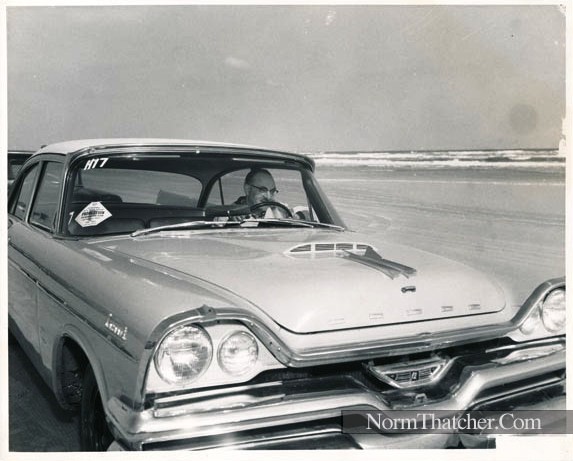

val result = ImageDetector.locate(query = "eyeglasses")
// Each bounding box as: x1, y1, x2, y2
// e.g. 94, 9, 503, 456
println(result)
247, 183, 279, 195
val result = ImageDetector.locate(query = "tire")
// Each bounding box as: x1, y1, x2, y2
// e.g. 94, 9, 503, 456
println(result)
80, 365, 114, 451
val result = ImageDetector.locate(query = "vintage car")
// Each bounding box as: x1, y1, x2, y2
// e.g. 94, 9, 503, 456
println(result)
7, 150, 34, 191
8, 139, 565, 451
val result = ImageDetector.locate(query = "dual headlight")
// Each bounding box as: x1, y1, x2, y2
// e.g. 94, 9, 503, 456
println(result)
154, 325, 259, 384
520, 289, 565, 335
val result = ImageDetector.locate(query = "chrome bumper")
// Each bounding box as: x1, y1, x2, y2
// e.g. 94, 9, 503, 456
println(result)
107, 341, 565, 450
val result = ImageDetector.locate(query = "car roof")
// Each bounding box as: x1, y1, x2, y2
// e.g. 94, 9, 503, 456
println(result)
35, 138, 262, 154
33, 138, 315, 170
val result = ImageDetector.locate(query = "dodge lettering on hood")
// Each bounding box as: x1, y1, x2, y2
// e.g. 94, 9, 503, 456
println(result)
8, 139, 565, 450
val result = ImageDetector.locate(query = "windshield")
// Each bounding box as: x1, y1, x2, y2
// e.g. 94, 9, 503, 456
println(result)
63, 152, 346, 237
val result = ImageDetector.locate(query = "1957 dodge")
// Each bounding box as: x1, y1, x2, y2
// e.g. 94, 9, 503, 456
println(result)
7, 139, 565, 450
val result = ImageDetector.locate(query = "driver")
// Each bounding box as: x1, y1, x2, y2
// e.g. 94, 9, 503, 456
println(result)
234, 168, 290, 218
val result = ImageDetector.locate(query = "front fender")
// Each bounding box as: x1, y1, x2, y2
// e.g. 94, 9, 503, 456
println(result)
52, 323, 139, 413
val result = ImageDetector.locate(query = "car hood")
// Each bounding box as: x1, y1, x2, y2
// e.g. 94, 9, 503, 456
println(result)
96, 229, 506, 333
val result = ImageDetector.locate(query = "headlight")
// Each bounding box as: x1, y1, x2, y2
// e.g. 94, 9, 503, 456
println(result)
540, 289, 566, 332
218, 331, 259, 375
520, 305, 541, 335
154, 325, 212, 384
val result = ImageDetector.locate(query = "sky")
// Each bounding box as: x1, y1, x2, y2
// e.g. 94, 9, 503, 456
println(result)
5, 4, 566, 152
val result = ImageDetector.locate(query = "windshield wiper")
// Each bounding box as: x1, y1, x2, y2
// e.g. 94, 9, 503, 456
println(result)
294, 220, 345, 231
239, 218, 314, 228
131, 218, 344, 237
239, 218, 345, 231
131, 220, 241, 237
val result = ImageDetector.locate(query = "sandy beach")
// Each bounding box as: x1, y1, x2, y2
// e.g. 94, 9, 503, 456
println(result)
9, 164, 566, 451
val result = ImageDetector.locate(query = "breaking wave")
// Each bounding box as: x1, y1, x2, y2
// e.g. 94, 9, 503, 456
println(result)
304, 149, 564, 169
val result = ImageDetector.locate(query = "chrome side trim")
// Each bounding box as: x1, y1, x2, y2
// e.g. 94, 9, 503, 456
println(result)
8, 256, 38, 284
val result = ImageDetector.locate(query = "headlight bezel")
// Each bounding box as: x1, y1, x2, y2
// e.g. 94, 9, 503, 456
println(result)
217, 330, 259, 376
154, 324, 213, 385
519, 304, 541, 335
540, 288, 566, 333
515, 284, 566, 340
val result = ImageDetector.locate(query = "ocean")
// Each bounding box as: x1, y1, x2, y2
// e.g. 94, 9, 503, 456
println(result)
304, 149, 564, 169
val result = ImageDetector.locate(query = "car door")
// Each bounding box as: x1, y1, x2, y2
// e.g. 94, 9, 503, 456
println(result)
8, 162, 42, 355
8, 160, 64, 365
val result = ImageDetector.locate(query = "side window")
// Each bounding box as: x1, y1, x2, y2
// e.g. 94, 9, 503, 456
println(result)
8, 157, 27, 180
12, 164, 39, 220
30, 162, 64, 231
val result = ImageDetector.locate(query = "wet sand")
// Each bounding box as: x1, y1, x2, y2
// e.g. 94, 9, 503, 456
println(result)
9, 165, 565, 451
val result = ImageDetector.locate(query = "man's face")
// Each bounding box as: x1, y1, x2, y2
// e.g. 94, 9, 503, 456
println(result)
245, 172, 277, 206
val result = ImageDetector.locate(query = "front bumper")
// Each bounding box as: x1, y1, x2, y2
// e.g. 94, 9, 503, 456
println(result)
108, 338, 565, 450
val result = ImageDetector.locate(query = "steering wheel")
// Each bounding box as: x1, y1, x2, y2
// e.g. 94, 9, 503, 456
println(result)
250, 201, 293, 218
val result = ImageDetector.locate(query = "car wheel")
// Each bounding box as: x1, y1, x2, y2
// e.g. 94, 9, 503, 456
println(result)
80, 365, 113, 451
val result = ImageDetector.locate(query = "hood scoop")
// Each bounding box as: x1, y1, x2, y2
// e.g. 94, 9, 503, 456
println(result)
285, 242, 416, 280
285, 241, 370, 255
